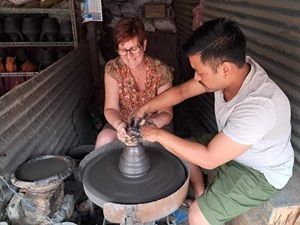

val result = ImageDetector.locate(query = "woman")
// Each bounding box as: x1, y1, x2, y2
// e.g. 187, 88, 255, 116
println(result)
95, 17, 174, 148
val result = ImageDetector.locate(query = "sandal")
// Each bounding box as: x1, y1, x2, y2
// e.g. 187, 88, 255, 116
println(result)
182, 199, 193, 208
169, 206, 188, 224
78, 199, 90, 213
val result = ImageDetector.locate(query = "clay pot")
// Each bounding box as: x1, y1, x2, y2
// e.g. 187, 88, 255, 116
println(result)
0, 48, 6, 59
41, 18, 59, 42
3, 17, 24, 41
39, 48, 57, 70
59, 21, 73, 42
0, 19, 3, 41
21, 60, 38, 73
15, 48, 28, 63
22, 17, 41, 42
30, 48, 40, 66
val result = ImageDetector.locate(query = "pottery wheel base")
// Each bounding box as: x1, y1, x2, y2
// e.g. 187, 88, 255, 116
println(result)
83, 147, 187, 205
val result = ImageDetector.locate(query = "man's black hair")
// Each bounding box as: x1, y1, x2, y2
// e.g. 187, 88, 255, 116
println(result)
182, 18, 246, 69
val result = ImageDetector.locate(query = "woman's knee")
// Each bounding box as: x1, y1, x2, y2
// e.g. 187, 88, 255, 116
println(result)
95, 128, 117, 148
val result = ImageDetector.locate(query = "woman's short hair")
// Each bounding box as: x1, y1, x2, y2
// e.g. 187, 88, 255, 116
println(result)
114, 17, 146, 48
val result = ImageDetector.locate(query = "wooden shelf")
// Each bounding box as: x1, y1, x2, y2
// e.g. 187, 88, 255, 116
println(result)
0, 72, 39, 77
0, 42, 75, 47
0, 0, 78, 79
0, 0, 78, 49
0, 7, 70, 14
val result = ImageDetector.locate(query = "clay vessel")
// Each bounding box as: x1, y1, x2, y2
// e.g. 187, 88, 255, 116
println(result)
59, 21, 73, 42
22, 17, 41, 42
0, 48, 6, 59
41, 18, 59, 42
15, 48, 28, 63
0, 19, 3, 41
39, 48, 57, 70
21, 60, 38, 72
3, 17, 24, 41
30, 48, 42, 65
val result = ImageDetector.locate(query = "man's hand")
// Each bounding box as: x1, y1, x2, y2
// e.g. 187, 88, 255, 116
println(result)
140, 126, 160, 142
138, 117, 157, 128
133, 106, 147, 120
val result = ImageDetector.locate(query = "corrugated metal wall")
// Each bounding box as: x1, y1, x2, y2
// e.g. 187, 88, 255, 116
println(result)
173, 0, 300, 171
0, 46, 95, 176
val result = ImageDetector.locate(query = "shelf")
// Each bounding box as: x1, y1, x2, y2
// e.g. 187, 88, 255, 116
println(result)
0, 42, 75, 47
0, 0, 79, 49
0, 7, 70, 14
0, 72, 38, 77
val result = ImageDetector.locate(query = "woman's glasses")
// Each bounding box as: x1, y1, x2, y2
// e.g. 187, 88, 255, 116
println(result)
118, 44, 142, 56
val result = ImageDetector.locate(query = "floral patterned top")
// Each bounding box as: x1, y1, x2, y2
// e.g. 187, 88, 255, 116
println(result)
105, 55, 174, 121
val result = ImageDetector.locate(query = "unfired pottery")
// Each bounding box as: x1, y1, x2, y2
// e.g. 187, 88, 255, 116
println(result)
3, 17, 24, 42
60, 21, 73, 42
41, 18, 59, 42
22, 17, 41, 42
15, 48, 28, 63
39, 48, 57, 69
0, 19, 3, 41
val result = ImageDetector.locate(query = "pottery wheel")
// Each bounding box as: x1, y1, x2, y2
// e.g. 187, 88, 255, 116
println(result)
83, 146, 187, 204
15, 156, 72, 182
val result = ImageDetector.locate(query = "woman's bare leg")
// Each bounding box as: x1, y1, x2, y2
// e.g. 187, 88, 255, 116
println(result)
95, 128, 117, 148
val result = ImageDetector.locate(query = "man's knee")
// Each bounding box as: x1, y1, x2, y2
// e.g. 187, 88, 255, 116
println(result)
95, 128, 117, 148
188, 201, 210, 225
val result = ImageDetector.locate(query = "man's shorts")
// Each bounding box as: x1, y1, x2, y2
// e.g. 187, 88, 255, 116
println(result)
197, 161, 279, 225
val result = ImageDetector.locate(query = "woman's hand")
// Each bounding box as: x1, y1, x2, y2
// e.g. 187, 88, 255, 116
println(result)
116, 121, 139, 146
116, 122, 127, 143
140, 126, 160, 142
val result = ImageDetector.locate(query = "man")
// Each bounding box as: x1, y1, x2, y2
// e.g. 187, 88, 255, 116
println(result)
134, 18, 294, 225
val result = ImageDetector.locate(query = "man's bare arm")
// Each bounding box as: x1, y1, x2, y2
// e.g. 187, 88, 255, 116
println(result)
135, 78, 207, 118
141, 127, 250, 169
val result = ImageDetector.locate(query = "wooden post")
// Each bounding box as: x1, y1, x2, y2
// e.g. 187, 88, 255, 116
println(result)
86, 22, 104, 111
